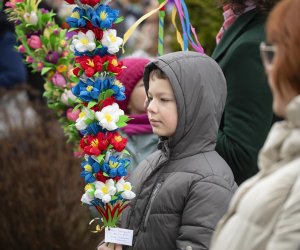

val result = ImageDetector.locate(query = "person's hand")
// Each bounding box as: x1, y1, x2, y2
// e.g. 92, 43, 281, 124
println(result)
97, 243, 122, 250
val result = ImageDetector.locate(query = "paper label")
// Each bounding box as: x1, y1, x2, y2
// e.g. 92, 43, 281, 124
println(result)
104, 227, 133, 246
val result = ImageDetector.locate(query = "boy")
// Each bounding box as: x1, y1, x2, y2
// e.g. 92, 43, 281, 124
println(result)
100, 51, 237, 250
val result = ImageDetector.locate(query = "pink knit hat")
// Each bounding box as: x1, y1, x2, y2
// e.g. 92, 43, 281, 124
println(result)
116, 57, 151, 114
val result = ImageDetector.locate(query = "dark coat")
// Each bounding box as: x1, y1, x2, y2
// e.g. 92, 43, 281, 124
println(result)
212, 9, 274, 184
121, 51, 237, 250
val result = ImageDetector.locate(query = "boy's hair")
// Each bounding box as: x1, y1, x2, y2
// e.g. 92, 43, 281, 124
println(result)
149, 67, 168, 81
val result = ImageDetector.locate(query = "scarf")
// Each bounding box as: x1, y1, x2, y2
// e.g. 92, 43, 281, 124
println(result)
216, 2, 256, 44
121, 113, 153, 135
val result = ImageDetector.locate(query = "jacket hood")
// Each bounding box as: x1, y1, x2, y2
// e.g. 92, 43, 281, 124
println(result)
143, 51, 227, 159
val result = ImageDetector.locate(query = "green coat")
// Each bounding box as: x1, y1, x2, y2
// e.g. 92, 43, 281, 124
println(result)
212, 9, 274, 184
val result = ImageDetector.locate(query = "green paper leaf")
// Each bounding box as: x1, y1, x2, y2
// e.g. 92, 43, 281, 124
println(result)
73, 103, 83, 111
97, 154, 105, 163
88, 101, 98, 109
41, 67, 52, 75
114, 16, 124, 24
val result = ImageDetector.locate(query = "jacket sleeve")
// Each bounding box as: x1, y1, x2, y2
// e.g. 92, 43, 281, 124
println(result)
216, 40, 273, 184
266, 176, 300, 250
176, 176, 234, 250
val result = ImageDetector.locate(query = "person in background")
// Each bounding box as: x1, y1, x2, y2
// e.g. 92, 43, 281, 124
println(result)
212, 0, 280, 184
99, 51, 236, 250
117, 57, 158, 169
211, 0, 300, 249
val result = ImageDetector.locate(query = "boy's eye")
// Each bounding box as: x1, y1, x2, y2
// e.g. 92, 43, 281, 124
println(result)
160, 98, 170, 102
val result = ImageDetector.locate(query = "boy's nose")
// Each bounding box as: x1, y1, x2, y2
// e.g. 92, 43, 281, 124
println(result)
147, 100, 157, 114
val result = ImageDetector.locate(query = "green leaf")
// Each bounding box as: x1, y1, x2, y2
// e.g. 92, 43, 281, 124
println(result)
88, 101, 98, 109
104, 89, 114, 99
114, 16, 124, 24
97, 154, 105, 163
73, 103, 83, 111
41, 67, 52, 75
116, 121, 127, 128
122, 149, 130, 155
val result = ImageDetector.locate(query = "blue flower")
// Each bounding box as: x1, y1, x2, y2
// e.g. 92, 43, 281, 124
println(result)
80, 157, 101, 183
111, 80, 126, 101
72, 78, 102, 102
66, 7, 87, 28
87, 5, 119, 29
102, 156, 128, 178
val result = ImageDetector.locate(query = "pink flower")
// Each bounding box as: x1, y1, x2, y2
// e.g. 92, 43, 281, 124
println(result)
67, 108, 80, 121
37, 62, 44, 71
27, 35, 42, 49
51, 72, 66, 87
5, 0, 24, 9
18, 45, 26, 53
25, 56, 34, 63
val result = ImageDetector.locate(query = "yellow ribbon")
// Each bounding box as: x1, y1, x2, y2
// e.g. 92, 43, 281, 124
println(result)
121, 0, 168, 53
171, 6, 184, 51
89, 218, 104, 233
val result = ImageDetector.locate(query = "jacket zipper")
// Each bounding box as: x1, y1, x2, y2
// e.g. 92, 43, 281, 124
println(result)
143, 182, 162, 231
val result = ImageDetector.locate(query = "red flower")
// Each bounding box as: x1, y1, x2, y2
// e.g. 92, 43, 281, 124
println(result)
108, 132, 127, 152
102, 55, 123, 75
73, 67, 81, 77
80, 132, 109, 156
65, 0, 75, 3
96, 171, 109, 182
75, 55, 103, 77
78, 21, 103, 40
80, 0, 99, 6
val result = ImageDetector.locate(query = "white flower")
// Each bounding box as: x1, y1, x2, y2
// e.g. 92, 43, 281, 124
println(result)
94, 179, 116, 203
101, 29, 123, 54
95, 103, 124, 131
81, 192, 93, 205
81, 184, 96, 205
71, 31, 96, 53
116, 178, 136, 200
61, 89, 77, 105
23, 11, 38, 25
75, 107, 95, 131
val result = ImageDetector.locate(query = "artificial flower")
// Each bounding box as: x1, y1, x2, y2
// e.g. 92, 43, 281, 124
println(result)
37, 62, 44, 71
94, 179, 116, 203
65, 0, 75, 4
75, 107, 95, 131
45, 51, 60, 64
81, 183, 96, 205
57, 64, 68, 73
5, 0, 24, 9
80, 156, 101, 183
25, 56, 34, 63
18, 45, 25, 53
66, 108, 80, 121
111, 79, 126, 100
80, 132, 109, 155
27, 35, 42, 49
102, 155, 128, 178
116, 178, 136, 200
101, 29, 123, 54
75, 55, 103, 77
72, 78, 102, 102
102, 55, 123, 75
87, 4, 119, 29
95, 103, 124, 131
23, 11, 38, 25
51, 72, 66, 87
66, 7, 87, 28
61, 89, 77, 105
81, 0, 101, 7
108, 132, 127, 152
71, 30, 96, 53
78, 21, 104, 40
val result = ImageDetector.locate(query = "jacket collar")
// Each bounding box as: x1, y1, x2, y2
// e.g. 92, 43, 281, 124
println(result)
212, 9, 257, 61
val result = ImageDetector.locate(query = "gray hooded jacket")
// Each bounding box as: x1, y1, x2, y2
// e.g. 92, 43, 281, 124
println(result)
121, 51, 237, 250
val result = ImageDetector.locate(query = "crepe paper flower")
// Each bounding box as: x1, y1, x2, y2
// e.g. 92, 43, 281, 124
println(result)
80, 156, 101, 183
66, 7, 87, 28
27, 35, 42, 49
25, 56, 34, 63
37, 62, 44, 71
102, 155, 129, 178
65, 0, 75, 4
75, 55, 103, 77
94, 179, 117, 203
78, 21, 104, 41
23, 11, 38, 25
101, 29, 123, 54
45, 51, 60, 64
18, 45, 25, 53
108, 132, 127, 152
75, 107, 95, 131
81, 122, 104, 136
97, 96, 116, 111
71, 30, 96, 53
66, 108, 80, 121
5, 0, 24, 9
87, 4, 119, 29
80, 132, 109, 156
61, 89, 77, 105
81, 0, 103, 7
51, 72, 67, 87
102, 55, 123, 75
95, 103, 124, 131
96, 171, 110, 183
72, 78, 102, 102
81, 183, 96, 205
57, 64, 68, 73
111, 79, 126, 101
116, 178, 136, 200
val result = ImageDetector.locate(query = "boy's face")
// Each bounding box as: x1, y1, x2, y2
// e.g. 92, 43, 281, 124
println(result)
147, 76, 178, 137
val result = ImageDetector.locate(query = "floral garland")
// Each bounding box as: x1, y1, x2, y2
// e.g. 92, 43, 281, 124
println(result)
64, 0, 136, 231
5, 0, 81, 148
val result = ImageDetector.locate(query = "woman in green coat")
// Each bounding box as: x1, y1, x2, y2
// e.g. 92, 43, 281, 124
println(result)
212, 0, 280, 184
